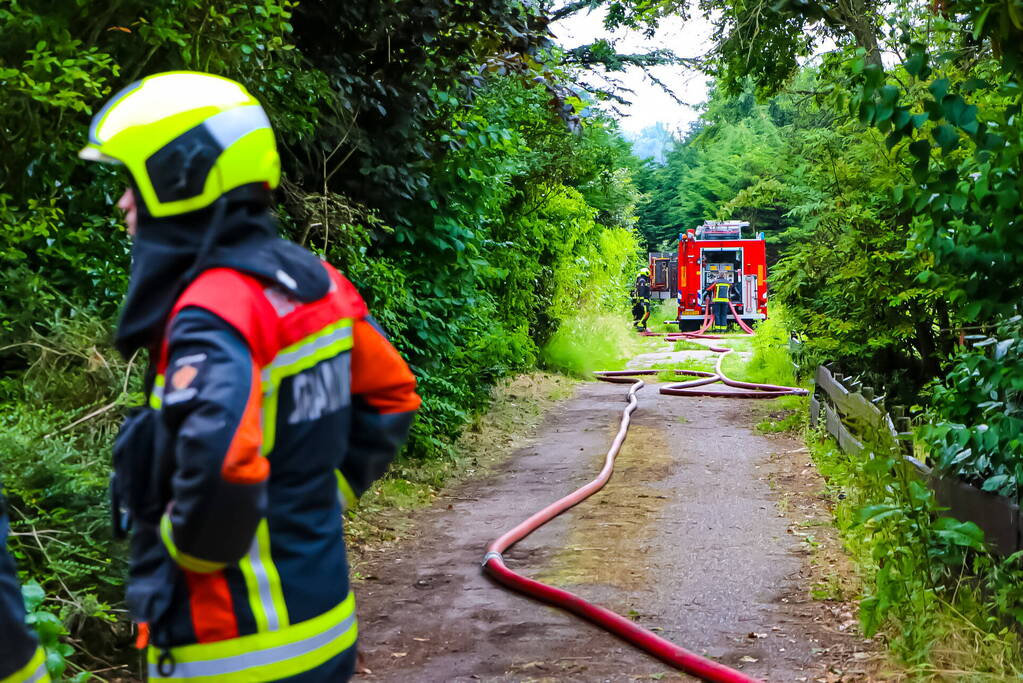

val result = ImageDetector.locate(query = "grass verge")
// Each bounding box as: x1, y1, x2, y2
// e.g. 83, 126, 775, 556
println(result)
806, 431, 1023, 680
648, 359, 717, 381
647, 299, 680, 333
541, 310, 640, 377
719, 312, 810, 434
671, 339, 708, 352
719, 314, 798, 387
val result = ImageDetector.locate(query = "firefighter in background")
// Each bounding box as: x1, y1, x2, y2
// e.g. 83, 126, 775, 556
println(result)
704, 273, 740, 331
1, 488, 49, 683
632, 267, 652, 331
81, 72, 420, 681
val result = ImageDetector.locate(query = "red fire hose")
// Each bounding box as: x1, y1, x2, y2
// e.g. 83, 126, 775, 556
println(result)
482, 328, 807, 681
644, 299, 756, 340
727, 300, 757, 335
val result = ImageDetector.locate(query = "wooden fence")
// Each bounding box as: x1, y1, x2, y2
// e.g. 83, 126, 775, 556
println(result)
812, 364, 1022, 556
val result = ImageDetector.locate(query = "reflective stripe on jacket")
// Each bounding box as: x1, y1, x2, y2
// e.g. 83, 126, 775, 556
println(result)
130, 262, 419, 681
0, 647, 48, 683
147, 591, 355, 682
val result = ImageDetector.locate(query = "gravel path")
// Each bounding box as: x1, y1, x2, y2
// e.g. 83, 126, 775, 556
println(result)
352, 375, 876, 682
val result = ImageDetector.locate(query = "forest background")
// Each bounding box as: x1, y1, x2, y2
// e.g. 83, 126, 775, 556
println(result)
5, 0, 1023, 679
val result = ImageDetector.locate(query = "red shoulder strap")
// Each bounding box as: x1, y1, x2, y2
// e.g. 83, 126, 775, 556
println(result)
167, 268, 278, 366
323, 263, 369, 320
159, 263, 367, 371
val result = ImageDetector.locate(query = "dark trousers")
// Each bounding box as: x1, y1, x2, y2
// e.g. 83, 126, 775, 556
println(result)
713, 302, 729, 328
632, 300, 650, 329
1, 493, 40, 681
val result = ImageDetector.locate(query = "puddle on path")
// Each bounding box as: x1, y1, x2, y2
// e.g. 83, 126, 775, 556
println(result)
535, 423, 672, 590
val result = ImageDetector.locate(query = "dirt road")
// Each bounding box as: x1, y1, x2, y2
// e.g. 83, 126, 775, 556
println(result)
352, 372, 876, 681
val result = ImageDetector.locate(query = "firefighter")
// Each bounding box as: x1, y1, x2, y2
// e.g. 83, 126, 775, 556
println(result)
632, 267, 652, 331
704, 274, 739, 331
1, 489, 49, 683
80, 72, 420, 681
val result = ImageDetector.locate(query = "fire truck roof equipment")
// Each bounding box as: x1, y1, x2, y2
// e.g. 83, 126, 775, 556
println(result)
695, 220, 750, 240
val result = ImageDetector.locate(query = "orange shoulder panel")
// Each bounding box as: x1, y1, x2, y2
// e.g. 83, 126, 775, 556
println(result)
221, 363, 269, 485
350, 319, 421, 414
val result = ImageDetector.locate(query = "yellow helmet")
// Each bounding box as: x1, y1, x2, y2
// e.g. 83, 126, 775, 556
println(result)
80, 71, 280, 218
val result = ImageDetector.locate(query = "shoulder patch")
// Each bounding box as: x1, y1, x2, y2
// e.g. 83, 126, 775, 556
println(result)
171, 364, 199, 390
165, 352, 206, 406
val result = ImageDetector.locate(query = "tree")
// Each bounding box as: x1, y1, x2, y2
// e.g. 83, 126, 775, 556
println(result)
626, 122, 675, 162
551, 0, 885, 95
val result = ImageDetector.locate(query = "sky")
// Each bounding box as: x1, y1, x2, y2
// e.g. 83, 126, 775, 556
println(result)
550, 8, 717, 136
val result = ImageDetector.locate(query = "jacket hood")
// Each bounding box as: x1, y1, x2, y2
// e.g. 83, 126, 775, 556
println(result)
115, 188, 329, 357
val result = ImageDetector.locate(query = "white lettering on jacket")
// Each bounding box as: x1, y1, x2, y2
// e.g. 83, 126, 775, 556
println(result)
287, 354, 350, 425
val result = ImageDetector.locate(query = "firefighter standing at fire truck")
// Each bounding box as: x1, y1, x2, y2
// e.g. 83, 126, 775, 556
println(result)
704, 274, 739, 331
1, 488, 49, 683
81, 72, 420, 681
632, 267, 652, 331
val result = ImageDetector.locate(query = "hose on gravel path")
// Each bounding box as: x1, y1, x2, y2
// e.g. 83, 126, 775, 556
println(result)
482, 325, 807, 681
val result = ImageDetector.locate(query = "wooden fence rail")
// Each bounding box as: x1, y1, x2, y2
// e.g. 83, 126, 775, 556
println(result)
812, 364, 1022, 556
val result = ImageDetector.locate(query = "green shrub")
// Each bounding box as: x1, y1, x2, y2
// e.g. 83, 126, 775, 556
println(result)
0, 313, 133, 676
808, 431, 1023, 677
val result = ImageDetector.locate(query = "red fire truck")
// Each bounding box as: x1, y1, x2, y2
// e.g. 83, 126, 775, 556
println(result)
649, 220, 768, 330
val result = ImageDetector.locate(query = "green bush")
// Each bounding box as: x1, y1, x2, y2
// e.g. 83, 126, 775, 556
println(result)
809, 431, 1023, 676
920, 318, 1023, 497
836, 5, 1023, 504
0, 312, 138, 673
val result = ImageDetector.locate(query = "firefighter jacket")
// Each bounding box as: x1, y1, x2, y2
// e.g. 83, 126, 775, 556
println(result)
705, 281, 739, 303
0, 494, 48, 683
632, 274, 651, 303
113, 261, 420, 682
